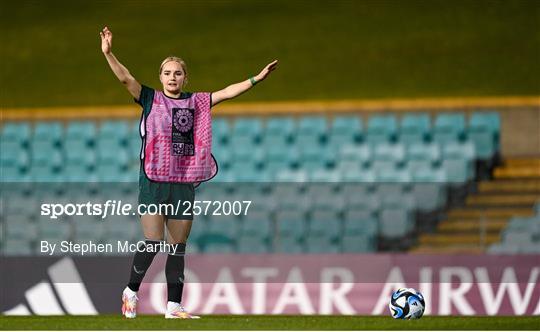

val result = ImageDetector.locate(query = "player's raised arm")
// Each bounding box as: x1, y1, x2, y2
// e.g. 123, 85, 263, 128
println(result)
211, 60, 278, 107
100, 26, 142, 100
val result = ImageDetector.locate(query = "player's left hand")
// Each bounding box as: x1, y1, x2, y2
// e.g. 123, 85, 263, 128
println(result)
255, 60, 278, 82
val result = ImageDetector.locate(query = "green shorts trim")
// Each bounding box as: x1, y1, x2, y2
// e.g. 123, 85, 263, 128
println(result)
138, 173, 195, 220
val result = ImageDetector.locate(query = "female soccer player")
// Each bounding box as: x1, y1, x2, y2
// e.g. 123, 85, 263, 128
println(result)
100, 26, 277, 319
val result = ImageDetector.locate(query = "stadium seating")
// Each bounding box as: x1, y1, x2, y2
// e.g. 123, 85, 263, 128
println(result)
488, 212, 540, 254
366, 115, 398, 145
1, 111, 508, 255
399, 113, 431, 144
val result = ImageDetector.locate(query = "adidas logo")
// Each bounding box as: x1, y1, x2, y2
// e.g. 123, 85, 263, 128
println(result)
3, 257, 97, 315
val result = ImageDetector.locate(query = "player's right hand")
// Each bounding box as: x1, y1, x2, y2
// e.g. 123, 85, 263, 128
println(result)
100, 26, 113, 54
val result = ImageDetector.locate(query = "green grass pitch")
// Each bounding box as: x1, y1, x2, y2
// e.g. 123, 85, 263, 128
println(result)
1, 315, 539, 330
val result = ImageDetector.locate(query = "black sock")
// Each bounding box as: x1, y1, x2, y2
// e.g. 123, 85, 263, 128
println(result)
127, 240, 161, 292
166, 243, 186, 303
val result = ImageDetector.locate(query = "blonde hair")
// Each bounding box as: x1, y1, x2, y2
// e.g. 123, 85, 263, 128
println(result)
159, 56, 188, 85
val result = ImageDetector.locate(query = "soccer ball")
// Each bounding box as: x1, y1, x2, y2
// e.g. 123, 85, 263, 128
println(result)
388, 288, 425, 319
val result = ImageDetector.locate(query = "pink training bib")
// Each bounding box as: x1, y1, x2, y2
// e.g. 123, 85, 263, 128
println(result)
141, 91, 217, 183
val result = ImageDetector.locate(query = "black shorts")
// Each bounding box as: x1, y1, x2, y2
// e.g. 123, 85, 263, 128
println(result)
138, 173, 195, 220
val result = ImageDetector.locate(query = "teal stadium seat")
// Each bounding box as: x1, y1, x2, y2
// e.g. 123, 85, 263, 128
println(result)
298, 116, 327, 137
330, 115, 363, 144
232, 117, 263, 140
64, 141, 97, 167
375, 166, 412, 183
3, 239, 34, 255
379, 192, 414, 240
400, 113, 431, 144
372, 143, 406, 171
519, 243, 540, 254
442, 141, 476, 182
129, 120, 142, 137
198, 234, 235, 253
305, 182, 338, 198
275, 169, 308, 182
273, 236, 304, 253
308, 168, 342, 182
275, 209, 306, 241
232, 147, 264, 166
212, 140, 231, 170
294, 117, 326, 150
366, 115, 397, 146
31, 147, 62, 170
299, 145, 334, 173
468, 112, 500, 160
341, 234, 375, 252
264, 117, 295, 141
233, 182, 267, 198
187, 217, 208, 243
5, 218, 38, 241
98, 120, 129, 146
433, 113, 465, 145
211, 168, 234, 182
275, 188, 311, 211
29, 164, 60, 182
340, 167, 376, 183
241, 210, 273, 240
337, 144, 371, 169
207, 215, 240, 239
1, 164, 22, 181
379, 210, 412, 240
237, 236, 270, 253
263, 139, 298, 175
0, 122, 31, 144
38, 219, 71, 241
311, 190, 345, 213
308, 209, 341, 239
230, 136, 261, 160
344, 185, 380, 211
4, 191, 37, 218
64, 139, 91, 154
63, 164, 95, 182
294, 131, 323, 149
204, 241, 236, 253
406, 142, 441, 173
344, 208, 378, 237
505, 216, 540, 233
97, 144, 129, 167
305, 235, 339, 253
127, 135, 142, 160
470, 112, 500, 136
487, 243, 519, 254
411, 167, 447, 212
95, 164, 127, 182
376, 182, 415, 213
212, 118, 230, 144
342, 183, 372, 199
1, 141, 29, 171
65, 121, 97, 144
271, 183, 302, 202
261, 133, 289, 149
503, 230, 536, 246
33, 122, 63, 145
95, 135, 125, 152
2, 122, 31, 145
74, 215, 104, 242
234, 164, 271, 182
